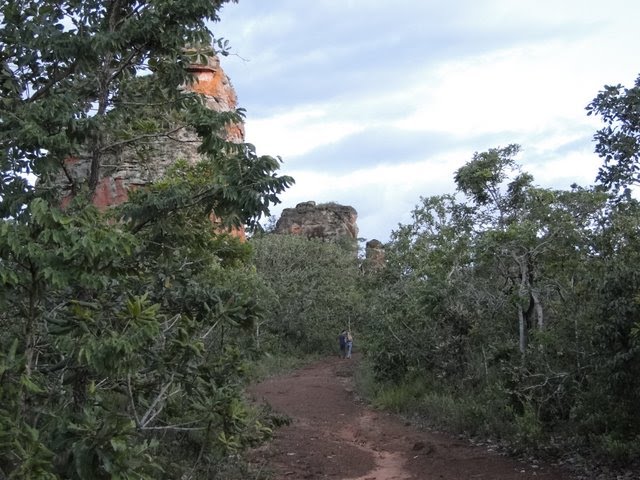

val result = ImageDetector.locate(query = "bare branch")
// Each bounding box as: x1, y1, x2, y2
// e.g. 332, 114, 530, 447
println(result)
163, 314, 182, 333
26, 60, 79, 104
139, 425, 205, 432
127, 375, 141, 427
201, 319, 221, 340
140, 376, 175, 427
386, 324, 403, 344
107, 46, 143, 84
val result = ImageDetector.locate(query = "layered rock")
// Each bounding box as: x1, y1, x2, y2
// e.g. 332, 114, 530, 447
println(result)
61, 55, 241, 208
275, 200, 386, 269
57, 54, 245, 238
275, 201, 358, 242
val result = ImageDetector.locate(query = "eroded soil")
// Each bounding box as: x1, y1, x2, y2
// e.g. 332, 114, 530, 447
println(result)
248, 354, 575, 480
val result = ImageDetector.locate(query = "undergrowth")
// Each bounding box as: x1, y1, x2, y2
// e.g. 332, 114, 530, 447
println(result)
353, 358, 640, 478
354, 359, 535, 448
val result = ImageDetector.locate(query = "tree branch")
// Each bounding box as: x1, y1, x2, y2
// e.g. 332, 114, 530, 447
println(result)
127, 375, 141, 427
99, 125, 186, 152
26, 60, 79, 104
139, 425, 205, 432
140, 376, 175, 427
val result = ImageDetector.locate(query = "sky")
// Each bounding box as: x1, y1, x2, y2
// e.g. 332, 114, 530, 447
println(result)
214, 0, 640, 243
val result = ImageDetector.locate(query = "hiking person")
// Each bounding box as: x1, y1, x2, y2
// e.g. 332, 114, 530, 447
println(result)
338, 330, 347, 358
346, 331, 353, 359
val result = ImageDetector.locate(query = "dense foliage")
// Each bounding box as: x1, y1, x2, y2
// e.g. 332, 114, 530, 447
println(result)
0, 197, 276, 478
587, 74, 640, 195
0, 1, 293, 477
250, 234, 365, 355
363, 139, 640, 462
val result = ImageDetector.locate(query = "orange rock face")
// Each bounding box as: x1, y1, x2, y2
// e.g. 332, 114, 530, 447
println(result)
188, 64, 232, 97
92, 177, 130, 209
60, 55, 246, 239
187, 58, 244, 144
189, 62, 238, 101
210, 213, 247, 242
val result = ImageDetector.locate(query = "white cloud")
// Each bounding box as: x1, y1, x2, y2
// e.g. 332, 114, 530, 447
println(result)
394, 36, 620, 138
528, 149, 601, 189
217, 0, 640, 241
269, 151, 468, 241
246, 108, 365, 158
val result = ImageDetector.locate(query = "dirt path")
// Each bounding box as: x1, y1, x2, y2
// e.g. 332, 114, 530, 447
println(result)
248, 354, 575, 480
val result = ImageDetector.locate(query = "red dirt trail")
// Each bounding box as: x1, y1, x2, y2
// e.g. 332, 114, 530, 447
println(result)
248, 355, 575, 480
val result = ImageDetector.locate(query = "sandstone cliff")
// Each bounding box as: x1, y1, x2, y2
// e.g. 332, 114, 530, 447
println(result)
56, 54, 245, 238
274, 200, 386, 269
59, 55, 241, 206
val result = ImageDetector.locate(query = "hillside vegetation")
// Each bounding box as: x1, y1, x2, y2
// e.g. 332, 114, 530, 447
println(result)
1, 0, 640, 477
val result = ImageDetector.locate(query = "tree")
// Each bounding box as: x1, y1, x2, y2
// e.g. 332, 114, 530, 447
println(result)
0, 195, 279, 478
455, 144, 550, 354
587, 74, 640, 194
585, 74, 640, 456
362, 194, 475, 382
0, 0, 291, 224
0, 1, 293, 477
573, 198, 640, 456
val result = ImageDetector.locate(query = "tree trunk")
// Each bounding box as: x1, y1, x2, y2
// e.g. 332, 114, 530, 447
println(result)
518, 303, 527, 355
531, 289, 544, 329
513, 251, 529, 355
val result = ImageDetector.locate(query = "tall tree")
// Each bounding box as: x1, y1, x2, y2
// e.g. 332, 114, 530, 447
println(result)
587, 74, 640, 194
586, 73, 640, 452
455, 145, 547, 353
0, 1, 292, 477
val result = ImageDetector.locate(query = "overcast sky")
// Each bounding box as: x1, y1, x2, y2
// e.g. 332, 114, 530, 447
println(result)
214, 0, 640, 243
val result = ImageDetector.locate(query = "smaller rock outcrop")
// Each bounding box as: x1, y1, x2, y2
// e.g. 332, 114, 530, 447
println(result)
275, 201, 358, 242
364, 239, 386, 271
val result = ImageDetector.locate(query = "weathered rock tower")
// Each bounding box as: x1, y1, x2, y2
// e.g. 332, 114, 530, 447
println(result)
58, 55, 244, 237
274, 201, 359, 242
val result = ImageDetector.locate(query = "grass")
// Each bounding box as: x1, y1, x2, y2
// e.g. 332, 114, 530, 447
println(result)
353, 360, 516, 440
245, 351, 321, 382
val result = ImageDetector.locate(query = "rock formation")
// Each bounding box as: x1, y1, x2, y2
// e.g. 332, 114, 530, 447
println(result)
55, 54, 246, 238
364, 239, 386, 270
275, 201, 358, 242
274, 200, 386, 269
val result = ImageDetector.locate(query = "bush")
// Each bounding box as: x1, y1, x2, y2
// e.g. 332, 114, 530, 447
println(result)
592, 434, 640, 464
